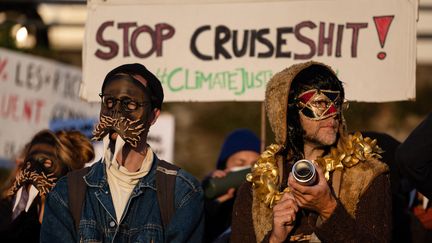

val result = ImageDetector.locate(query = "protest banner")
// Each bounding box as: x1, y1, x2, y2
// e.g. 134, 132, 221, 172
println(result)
82, 0, 417, 102
50, 118, 98, 139
0, 48, 100, 161
147, 113, 175, 162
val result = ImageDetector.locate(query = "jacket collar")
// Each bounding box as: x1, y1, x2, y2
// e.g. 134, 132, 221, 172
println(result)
83, 153, 159, 190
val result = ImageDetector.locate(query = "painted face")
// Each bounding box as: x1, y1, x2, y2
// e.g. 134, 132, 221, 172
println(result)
297, 89, 342, 121
299, 112, 339, 147
93, 77, 154, 148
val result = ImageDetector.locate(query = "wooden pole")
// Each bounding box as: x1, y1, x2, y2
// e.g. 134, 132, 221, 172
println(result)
260, 102, 266, 152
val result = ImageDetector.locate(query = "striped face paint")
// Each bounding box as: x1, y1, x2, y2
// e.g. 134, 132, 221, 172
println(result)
296, 89, 342, 121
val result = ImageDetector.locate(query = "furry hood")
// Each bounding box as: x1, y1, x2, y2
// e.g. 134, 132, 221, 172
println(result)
265, 61, 338, 145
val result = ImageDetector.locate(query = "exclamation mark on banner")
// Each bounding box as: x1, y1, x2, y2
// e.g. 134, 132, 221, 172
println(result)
373, 15, 394, 60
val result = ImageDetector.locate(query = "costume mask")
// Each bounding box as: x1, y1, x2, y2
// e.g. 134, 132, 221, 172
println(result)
93, 114, 146, 148
8, 143, 62, 220
92, 76, 152, 148
296, 89, 342, 121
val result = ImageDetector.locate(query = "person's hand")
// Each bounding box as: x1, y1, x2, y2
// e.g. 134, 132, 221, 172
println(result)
211, 170, 236, 203
288, 164, 337, 220
211, 169, 228, 179
270, 192, 298, 243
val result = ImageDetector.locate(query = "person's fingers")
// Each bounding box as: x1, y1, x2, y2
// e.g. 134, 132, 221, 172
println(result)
272, 201, 297, 242
288, 173, 310, 194
274, 195, 298, 212
274, 207, 296, 217
211, 170, 227, 178
291, 192, 304, 207
273, 200, 299, 225
286, 192, 298, 212
283, 214, 296, 226
216, 188, 235, 203
274, 209, 296, 226
291, 189, 312, 208
314, 165, 328, 185
274, 203, 297, 215
226, 188, 236, 197
216, 194, 234, 203
278, 191, 296, 204
278, 215, 293, 226
314, 163, 323, 174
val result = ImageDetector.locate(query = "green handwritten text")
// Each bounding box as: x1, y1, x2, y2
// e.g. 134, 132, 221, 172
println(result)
156, 67, 273, 96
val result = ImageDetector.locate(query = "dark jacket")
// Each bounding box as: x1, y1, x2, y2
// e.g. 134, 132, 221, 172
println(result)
40, 154, 204, 243
397, 112, 432, 199
231, 172, 391, 243
0, 196, 41, 243
203, 172, 235, 243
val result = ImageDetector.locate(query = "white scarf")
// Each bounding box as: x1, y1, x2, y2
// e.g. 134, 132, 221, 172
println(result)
102, 135, 153, 221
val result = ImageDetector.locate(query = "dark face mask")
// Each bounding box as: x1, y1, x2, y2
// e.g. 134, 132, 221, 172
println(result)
9, 157, 58, 196
7, 142, 68, 221
92, 77, 153, 148
8, 144, 62, 198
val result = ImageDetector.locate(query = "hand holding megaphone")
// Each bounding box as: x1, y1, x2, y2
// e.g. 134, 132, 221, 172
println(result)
288, 159, 337, 218
291, 159, 318, 186
203, 166, 251, 200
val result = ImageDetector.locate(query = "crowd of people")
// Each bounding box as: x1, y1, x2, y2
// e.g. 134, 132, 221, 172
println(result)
0, 61, 431, 243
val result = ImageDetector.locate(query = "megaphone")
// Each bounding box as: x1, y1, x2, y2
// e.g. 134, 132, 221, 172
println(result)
292, 159, 317, 186
203, 166, 251, 199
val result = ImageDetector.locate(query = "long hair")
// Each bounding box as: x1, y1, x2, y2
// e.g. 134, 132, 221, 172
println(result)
284, 64, 344, 164
55, 130, 95, 171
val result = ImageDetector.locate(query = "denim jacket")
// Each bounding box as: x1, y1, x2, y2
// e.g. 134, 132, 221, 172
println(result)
40, 154, 204, 243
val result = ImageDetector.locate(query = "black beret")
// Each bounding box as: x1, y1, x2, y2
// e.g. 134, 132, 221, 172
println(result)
101, 63, 164, 110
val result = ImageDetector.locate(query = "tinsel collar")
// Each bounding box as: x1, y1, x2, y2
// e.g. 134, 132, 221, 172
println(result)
315, 132, 384, 180
246, 132, 383, 208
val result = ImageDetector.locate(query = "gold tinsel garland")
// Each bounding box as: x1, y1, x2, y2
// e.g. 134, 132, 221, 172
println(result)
246, 132, 383, 208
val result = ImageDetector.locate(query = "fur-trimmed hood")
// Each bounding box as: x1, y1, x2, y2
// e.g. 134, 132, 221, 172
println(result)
265, 61, 338, 145
252, 61, 390, 242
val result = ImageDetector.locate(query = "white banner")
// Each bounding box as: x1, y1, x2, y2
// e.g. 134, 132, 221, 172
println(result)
82, 0, 417, 102
0, 48, 99, 160
147, 113, 175, 162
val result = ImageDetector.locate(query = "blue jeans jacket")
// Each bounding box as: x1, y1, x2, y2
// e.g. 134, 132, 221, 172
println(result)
40, 155, 204, 243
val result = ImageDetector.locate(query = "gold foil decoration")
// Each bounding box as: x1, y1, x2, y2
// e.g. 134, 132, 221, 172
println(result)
247, 132, 383, 208
315, 131, 383, 180
246, 144, 286, 208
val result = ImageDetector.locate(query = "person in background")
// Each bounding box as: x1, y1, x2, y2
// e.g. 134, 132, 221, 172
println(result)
396, 113, 432, 242
231, 61, 391, 242
362, 131, 414, 243
397, 113, 432, 200
41, 63, 204, 243
203, 128, 260, 243
0, 129, 94, 243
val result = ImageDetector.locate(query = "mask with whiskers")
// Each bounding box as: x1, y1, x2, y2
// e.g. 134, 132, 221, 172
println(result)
92, 114, 147, 148
7, 158, 57, 197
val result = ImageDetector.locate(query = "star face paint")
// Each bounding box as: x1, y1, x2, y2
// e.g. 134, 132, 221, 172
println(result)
296, 89, 342, 121
93, 75, 154, 148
